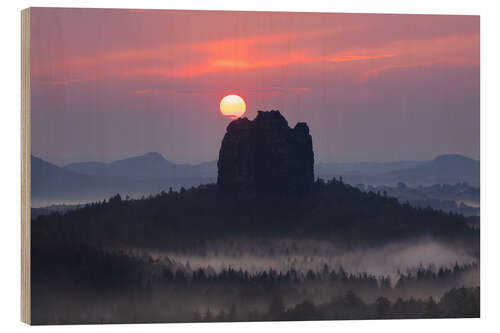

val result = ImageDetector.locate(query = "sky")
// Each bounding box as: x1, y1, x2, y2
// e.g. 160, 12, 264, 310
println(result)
30, 8, 480, 165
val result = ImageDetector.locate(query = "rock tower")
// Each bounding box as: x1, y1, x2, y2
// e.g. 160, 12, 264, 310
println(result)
217, 110, 314, 195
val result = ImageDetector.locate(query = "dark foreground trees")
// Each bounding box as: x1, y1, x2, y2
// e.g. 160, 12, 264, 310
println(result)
32, 178, 479, 254
31, 239, 479, 324
30, 179, 480, 324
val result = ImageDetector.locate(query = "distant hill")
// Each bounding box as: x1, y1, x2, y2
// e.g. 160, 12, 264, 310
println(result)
316, 160, 423, 177
65, 152, 216, 179
31, 154, 216, 207
31, 156, 102, 204
390, 154, 479, 186
316, 154, 479, 187
32, 153, 479, 207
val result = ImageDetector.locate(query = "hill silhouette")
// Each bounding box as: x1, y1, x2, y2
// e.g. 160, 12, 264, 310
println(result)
32, 152, 479, 207
31, 154, 216, 206
32, 178, 479, 254
390, 154, 479, 186
65, 152, 216, 179
317, 154, 479, 186
31, 155, 103, 203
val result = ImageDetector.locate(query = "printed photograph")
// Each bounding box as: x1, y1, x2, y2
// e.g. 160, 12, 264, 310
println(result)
29, 8, 480, 324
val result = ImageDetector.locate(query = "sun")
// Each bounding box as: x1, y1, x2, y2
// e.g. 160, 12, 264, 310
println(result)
220, 94, 246, 119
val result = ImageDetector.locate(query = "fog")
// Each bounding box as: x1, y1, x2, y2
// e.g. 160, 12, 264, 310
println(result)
32, 235, 479, 324
123, 237, 478, 285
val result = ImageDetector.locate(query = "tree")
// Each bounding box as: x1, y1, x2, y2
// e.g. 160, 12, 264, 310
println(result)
374, 297, 391, 318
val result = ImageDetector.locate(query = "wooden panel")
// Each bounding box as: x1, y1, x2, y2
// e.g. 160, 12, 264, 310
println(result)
21, 7, 31, 325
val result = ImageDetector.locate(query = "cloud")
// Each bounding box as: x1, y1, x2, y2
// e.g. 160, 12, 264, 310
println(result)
128, 86, 310, 97
253, 87, 310, 95
359, 33, 479, 81
32, 27, 398, 82
120, 51, 397, 79
31, 12, 479, 90
129, 89, 154, 95
33, 35, 476, 90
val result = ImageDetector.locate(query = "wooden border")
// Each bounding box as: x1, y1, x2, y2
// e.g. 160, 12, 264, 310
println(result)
21, 7, 31, 325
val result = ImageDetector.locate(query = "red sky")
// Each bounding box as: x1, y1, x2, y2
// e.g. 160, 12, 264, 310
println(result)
30, 8, 479, 164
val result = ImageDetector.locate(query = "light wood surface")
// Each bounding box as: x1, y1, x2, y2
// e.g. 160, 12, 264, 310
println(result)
21, 7, 31, 325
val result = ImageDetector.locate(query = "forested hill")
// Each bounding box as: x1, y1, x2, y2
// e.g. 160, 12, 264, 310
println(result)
32, 178, 479, 254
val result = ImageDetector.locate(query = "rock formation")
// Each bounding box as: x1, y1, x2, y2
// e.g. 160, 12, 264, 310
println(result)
217, 110, 314, 195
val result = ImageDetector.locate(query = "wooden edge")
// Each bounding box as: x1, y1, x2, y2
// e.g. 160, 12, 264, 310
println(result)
21, 7, 31, 325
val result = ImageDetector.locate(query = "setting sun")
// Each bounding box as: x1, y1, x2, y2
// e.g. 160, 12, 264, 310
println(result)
220, 94, 246, 119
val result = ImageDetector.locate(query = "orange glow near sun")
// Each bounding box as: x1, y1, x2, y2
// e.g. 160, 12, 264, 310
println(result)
220, 94, 246, 119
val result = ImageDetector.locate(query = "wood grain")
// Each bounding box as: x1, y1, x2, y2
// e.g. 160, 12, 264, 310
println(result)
21, 7, 31, 325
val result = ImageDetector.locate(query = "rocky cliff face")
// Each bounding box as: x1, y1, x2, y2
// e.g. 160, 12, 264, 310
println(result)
217, 110, 314, 195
